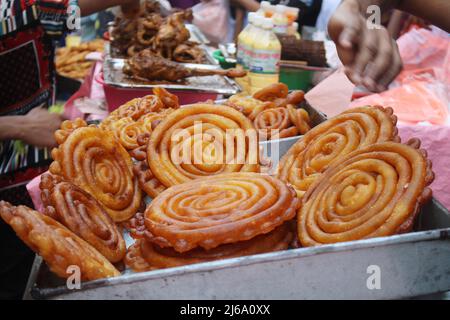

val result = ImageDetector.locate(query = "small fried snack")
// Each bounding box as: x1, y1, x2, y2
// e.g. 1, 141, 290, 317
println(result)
40, 173, 126, 263
144, 172, 299, 252
278, 105, 399, 197
0, 201, 120, 280
125, 224, 293, 272
49, 119, 142, 222
137, 104, 260, 197
298, 139, 434, 246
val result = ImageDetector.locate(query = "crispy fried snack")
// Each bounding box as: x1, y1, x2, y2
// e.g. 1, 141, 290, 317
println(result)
298, 139, 434, 246
40, 174, 126, 263
253, 105, 310, 140
0, 201, 120, 280
287, 105, 311, 135
137, 108, 174, 134
253, 83, 289, 101
56, 39, 104, 80
125, 224, 293, 272
153, 87, 179, 109
100, 88, 178, 143
225, 93, 273, 120
278, 106, 400, 197
49, 119, 142, 222
136, 104, 260, 197
144, 172, 299, 252
107, 117, 147, 151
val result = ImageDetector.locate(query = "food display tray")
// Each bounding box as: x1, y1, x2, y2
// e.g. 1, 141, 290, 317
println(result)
103, 58, 240, 95
24, 134, 450, 300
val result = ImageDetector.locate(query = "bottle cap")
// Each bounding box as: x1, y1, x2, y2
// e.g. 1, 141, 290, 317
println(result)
260, 1, 271, 9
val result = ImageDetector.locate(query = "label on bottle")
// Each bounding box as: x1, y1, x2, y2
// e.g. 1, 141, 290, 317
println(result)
237, 43, 253, 69
273, 24, 288, 34
249, 48, 281, 74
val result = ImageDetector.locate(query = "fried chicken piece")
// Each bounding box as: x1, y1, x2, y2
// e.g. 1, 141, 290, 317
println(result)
124, 49, 246, 82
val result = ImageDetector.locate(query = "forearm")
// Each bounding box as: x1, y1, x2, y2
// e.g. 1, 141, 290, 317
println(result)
342, 0, 450, 32
77, 0, 139, 17
0, 116, 25, 141
231, 0, 260, 12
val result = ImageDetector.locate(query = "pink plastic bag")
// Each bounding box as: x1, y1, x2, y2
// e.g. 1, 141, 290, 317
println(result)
192, 0, 229, 44
351, 28, 449, 125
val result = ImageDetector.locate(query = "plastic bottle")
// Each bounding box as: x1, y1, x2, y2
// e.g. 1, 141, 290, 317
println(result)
257, 1, 274, 18
272, 4, 289, 34
248, 17, 281, 95
286, 7, 300, 25
288, 22, 301, 39
236, 13, 259, 93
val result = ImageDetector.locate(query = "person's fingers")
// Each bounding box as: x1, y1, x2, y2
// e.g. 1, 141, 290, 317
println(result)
347, 26, 379, 84
375, 39, 403, 91
361, 28, 395, 91
338, 22, 360, 49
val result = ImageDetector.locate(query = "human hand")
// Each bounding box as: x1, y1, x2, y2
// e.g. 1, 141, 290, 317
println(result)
20, 107, 66, 148
328, 0, 403, 92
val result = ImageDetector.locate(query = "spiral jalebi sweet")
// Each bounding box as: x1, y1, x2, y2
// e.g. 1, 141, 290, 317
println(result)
49, 119, 142, 222
125, 224, 293, 272
0, 201, 120, 280
253, 106, 311, 140
278, 106, 400, 197
144, 172, 299, 252
140, 104, 260, 195
40, 173, 126, 262
298, 139, 434, 246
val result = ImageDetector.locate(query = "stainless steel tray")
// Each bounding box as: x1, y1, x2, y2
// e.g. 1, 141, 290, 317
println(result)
24, 135, 450, 299
103, 58, 240, 95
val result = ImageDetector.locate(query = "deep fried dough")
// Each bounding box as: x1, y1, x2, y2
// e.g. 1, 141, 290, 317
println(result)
278, 106, 400, 197
144, 172, 299, 252
49, 119, 142, 222
298, 139, 434, 246
0, 201, 120, 280
125, 224, 293, 272
40, 174, 126, 262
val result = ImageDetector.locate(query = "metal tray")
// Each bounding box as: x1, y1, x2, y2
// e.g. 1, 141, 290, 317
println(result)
103, 58, 240, 95
24, 134, 450, 299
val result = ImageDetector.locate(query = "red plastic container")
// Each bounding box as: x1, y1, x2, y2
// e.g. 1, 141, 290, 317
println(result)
96, 72, 219, 112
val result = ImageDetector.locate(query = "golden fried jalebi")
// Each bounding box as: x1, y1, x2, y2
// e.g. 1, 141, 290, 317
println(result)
278, 106, 400, 197
142, 104, 260, 194
287, 105, 311, 135
49, 119, 142, 222
298, 139, 434, 246
125, 224, 293, 272
0, 201, 120, 280
253, 105, 310, 140
153, 87, 179, 109
253, 83, 289, 101
40, 174, 126, 263
137, 108, 174, 134
144, 173, 299, 252
225, 93, 273, 120
106, 117, 146, 151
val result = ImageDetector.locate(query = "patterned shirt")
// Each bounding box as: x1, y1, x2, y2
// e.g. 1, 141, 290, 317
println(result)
0, 0, 77, 178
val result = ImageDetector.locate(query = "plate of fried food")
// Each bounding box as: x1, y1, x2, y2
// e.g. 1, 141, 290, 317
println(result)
110, 0, 208, 64
3, 84, 446, 299
55, 39, 104, 81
